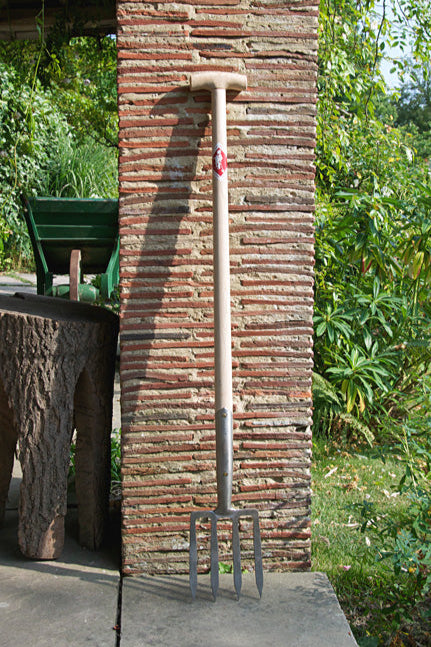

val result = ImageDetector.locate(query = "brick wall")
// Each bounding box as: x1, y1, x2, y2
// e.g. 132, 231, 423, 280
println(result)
117, 0, 318, 575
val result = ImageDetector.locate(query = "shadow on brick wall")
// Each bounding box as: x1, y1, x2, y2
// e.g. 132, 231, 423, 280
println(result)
119, 84, 211, 429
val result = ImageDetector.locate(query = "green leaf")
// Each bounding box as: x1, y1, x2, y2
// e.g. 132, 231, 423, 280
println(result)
315, 321, 327, 337
412, 250, 424, 278
363, 328, 373, 351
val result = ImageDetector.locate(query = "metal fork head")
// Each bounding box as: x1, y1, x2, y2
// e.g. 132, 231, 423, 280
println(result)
189, 508, 263, 601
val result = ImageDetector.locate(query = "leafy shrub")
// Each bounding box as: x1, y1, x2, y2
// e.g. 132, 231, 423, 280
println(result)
0, 39, 118, 270
314, 50, 431, 438
44, 35, 118, 150
0, 62, 72, 267
353, 416, 431, 627
312, 372, 375, 445
314, 0, 431, 443
314, 169, 431, 437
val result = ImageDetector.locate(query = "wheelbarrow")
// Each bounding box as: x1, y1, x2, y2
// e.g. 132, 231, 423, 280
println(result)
22, 197, 120, 303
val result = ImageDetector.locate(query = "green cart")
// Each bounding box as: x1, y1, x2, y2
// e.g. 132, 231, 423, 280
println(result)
23, 197, 120, 303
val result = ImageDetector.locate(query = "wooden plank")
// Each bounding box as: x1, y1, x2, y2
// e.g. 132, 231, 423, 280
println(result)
37, 226, 116, 240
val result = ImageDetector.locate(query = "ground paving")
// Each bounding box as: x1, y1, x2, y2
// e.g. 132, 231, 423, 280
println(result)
1, 492, 358, 647
0, 271, 38, 295
121, 572, 358, 647
0, 272, 357, 646
0, 467, 121, 647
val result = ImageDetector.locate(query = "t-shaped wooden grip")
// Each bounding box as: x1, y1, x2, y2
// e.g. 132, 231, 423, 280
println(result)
189, 70, 247, 414
190, 71, 247, 93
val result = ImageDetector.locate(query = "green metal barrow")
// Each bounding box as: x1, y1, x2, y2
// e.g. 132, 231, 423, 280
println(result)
23, 197, 120, 302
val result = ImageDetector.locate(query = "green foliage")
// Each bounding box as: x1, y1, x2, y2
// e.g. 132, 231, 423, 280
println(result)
315, 5, 431, 623
387, 1, 431, 78
352, 416, 431, 630
312, 372, 375, 445
312, 372, 343, 433
0, 62, 71, 267
40, 35, 118, 149
0, 36, 118, 270
314, 0, 431, 441
0, 34, 118, 149
46, 137, 118, 198
386, 61, 431, 159
218, 562, 233, 574
110, 428, 122, 496
395, 63, 431, 131
312, 437, 430, 645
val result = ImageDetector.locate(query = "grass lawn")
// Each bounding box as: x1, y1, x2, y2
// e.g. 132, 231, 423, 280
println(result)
311, 438, 431, 647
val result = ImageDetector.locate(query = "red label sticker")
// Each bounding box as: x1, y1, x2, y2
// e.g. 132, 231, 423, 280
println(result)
212, 143, 227, 180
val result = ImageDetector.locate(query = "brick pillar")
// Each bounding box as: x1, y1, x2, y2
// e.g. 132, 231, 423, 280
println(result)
117, 0, 318, 575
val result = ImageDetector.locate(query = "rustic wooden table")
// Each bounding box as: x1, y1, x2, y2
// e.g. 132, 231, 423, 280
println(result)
0, 293, 118, 559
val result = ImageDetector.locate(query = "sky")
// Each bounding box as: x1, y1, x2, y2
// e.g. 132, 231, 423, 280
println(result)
380, 48, 403, 89
375, 1, 405, 89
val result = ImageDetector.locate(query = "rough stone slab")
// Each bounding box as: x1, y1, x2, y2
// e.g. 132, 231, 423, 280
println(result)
121, 572, 358, 647
0, 506, 120, 647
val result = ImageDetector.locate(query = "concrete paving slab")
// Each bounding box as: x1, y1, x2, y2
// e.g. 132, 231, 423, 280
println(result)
0, 272, 37, 295
0, 506, 120, 647
121, 572, 358, 647
1, 458, 121, 647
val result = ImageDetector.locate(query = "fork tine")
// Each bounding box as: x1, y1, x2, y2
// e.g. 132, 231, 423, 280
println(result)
189, 512, 199, 600
232, 512, 242, 599
210, 513, 219, 600
189, 508, 263, 600
252, 511, 263, 597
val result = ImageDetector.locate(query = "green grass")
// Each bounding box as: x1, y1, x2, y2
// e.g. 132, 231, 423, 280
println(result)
311, 438, 430, 646
46, 138, 118, 198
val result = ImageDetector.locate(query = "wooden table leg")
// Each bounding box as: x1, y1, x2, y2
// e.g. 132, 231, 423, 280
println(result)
0, 379, 18, 526
18, 406, 73, 559
70, 249, 82, 301
74, 367, 111, 550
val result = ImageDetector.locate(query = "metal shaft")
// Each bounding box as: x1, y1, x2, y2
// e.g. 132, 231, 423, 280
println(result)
215, 408, 233, 514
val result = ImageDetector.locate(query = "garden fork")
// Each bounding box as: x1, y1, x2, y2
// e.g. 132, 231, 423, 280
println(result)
188, 71, 263, 601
